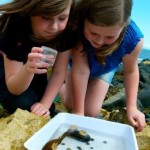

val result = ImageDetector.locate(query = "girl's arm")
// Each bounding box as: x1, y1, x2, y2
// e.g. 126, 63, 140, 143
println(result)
31, 50, 71, 116
3, 47, 48, 94
71, 47, 90, 115
123, 38, 146, 131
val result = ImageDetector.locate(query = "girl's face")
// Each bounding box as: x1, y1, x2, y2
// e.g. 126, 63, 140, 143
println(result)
31, 0, 72, 41
84, 20, 123, 49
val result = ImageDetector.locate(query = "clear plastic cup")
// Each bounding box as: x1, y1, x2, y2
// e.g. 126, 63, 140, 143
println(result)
40, 46, 58, 66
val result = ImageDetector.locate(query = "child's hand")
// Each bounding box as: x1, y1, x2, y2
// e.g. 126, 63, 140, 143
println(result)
25, 47, 51, 74
72, 111, 84, 116
127, 107, 146, 132
31, 102, 50, 117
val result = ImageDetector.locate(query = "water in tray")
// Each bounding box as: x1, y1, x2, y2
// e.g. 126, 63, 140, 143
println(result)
49, 123, 126, 150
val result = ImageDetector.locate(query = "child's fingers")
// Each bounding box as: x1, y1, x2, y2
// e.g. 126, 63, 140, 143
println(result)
28, 51, 42, 61
43, 110, 50, 117
31, 47, 43, 53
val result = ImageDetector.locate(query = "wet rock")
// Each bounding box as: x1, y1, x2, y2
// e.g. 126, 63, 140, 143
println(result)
103, 59, 150, 114
139, 69, 150, 83
138, 89, 150, 108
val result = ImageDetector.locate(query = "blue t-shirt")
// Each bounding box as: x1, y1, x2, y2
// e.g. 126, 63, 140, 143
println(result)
84, 20, 144, 77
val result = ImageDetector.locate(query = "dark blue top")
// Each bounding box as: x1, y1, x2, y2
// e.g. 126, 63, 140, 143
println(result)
84, 20, 144, 77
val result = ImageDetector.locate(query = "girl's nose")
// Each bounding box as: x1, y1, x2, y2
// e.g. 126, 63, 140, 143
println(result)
49, 20, 58, 31
94, 37, 104, 45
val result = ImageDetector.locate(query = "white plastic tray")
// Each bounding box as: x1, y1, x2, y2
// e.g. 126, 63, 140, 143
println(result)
24, 112, 138, 150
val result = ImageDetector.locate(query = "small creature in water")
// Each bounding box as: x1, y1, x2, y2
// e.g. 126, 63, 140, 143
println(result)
69, 130, 91, 142
42, 125, 92, 150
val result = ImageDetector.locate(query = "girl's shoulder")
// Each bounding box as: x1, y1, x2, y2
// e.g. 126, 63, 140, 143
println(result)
56, 28, 78, 51
120, 19, 143, 53
0, 15, 31, 61
125, 20, 143, 39
123, 20, 143, 44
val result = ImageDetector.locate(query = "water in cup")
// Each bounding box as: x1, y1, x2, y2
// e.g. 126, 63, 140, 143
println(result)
40, 46, 58, 66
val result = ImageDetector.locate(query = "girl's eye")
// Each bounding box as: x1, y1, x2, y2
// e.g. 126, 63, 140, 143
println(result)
59, 17, 67, 21
91, 32, 97, 35
106, 36, 114, 40
58, 15, 69, 21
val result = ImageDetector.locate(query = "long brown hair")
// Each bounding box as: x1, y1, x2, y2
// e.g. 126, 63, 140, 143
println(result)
0, 0, 75, 44
75, 0, 132, 64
